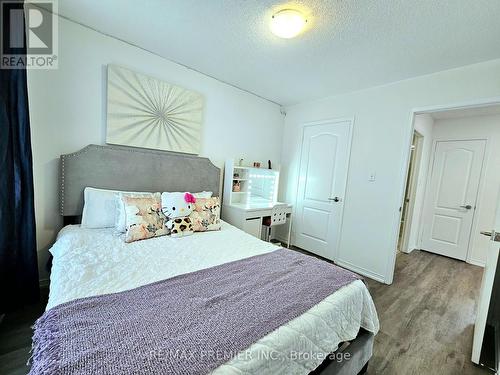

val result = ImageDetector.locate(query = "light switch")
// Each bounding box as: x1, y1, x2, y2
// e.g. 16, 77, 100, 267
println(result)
369, 172, 376, 182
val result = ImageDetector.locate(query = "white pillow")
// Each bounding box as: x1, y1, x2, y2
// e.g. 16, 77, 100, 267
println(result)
115, 191, 157, 233
81, 187, 121, 229
193, 191, 213, 199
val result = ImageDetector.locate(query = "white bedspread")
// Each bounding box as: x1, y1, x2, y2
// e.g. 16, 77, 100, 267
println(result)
48, 222, 379, 374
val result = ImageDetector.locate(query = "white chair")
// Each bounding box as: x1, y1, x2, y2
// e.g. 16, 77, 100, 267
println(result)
262, 203, 290, 245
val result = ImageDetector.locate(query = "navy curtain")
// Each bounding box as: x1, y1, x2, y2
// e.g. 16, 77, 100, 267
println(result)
0, 1, 39, 313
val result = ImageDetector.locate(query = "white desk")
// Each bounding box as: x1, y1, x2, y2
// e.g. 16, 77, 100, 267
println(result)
222, 202, 293, 247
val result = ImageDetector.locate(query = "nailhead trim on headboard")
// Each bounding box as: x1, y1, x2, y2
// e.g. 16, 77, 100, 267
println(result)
59, 144, 221, 218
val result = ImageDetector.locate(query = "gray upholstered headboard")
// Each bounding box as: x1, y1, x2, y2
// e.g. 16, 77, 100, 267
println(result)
60, 144, 220, 219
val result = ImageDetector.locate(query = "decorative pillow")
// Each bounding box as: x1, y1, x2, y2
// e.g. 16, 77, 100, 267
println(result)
122, 194, 169, 243
81, 187, 120, 229
115, 191, 157, 233
189, 197, 221, 232
193, 191, 213, 199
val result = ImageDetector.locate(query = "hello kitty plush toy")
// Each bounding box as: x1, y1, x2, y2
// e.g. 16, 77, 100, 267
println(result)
161, 192, 196, 237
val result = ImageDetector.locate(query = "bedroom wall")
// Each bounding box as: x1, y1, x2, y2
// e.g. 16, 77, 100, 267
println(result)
431, 114, 500, 266
27, 15, 284, 281
405, 114, 434, 253
280, 58, 500, 283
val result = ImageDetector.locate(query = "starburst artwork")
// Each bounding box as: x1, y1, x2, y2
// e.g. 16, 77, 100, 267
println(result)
106, 65, 204, 154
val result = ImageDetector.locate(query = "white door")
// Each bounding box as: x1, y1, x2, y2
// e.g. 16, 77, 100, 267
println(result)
421, 140, 486, 260
472, 187, 500, 367
295, 120, 352, 260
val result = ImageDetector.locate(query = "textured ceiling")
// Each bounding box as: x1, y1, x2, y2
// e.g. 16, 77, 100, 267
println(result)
56, 0, 500, 105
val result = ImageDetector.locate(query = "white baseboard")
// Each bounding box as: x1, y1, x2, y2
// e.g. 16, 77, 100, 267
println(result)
406, 248, 418, 254
334, 259, 387, 284
285, 242, 387, 283
467, 258, 485, 268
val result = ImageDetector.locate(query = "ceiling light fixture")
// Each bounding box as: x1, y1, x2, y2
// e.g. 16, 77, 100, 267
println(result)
270, 9, 307, 39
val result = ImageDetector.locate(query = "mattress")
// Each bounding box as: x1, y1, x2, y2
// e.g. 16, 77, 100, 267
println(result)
47, 221, 379, 374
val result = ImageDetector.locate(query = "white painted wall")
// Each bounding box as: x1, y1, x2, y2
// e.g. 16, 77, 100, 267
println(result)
28, 16, 284, 280
405, 114, 434, 252
431, 114, 500, 266
280, 58, 500, 283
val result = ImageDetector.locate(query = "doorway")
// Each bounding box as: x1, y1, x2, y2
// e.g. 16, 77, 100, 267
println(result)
294, 118, 353, 261
420, 139, 486, 260
396, 101, 500, 269
397, 131, 423, 253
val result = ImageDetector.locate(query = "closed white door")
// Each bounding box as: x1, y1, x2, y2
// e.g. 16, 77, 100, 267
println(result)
295, 120, 352, 260
421, 140, 486, 260
472, 187, 500, 366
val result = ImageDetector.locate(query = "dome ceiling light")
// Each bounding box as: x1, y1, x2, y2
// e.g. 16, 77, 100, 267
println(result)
270, 9, 307, 39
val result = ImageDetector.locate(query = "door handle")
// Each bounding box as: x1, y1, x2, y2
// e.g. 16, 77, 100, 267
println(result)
481, 230, 500, 242
459, 205, 472, 210
328, 197, 341, 202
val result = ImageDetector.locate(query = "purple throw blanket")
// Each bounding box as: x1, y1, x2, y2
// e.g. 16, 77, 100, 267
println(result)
30, 249, 360, 375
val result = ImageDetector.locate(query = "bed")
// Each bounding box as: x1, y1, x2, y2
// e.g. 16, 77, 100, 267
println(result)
34, 144, 379, 375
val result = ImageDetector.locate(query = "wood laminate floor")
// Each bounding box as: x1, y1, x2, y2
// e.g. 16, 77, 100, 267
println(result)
364, 250, 491, 375
0, 250, 492, 374
0, 288, 48, 375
